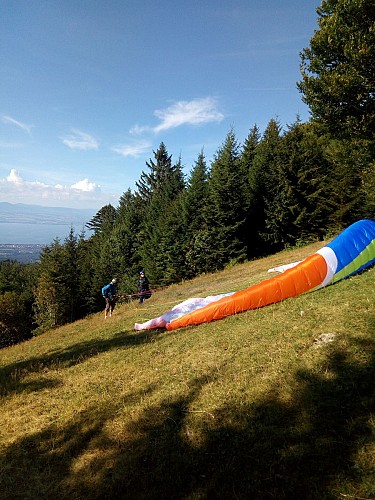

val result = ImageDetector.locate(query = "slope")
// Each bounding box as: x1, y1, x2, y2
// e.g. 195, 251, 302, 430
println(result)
0, 239, 374, 499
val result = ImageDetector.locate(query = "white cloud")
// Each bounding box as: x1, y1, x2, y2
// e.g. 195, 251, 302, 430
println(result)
116, 97, 223, 158
7, 169, 23, 184
61, 129, 99, 150
0, 169, 113, 209
1, 115, 33, 134
152, 97, 224, 133
112, 140, 152, 158
126, 97, 224, 138
71, 178, 99, 192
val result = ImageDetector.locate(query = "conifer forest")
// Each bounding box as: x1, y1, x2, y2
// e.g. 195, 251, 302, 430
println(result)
1, 0, 374, 346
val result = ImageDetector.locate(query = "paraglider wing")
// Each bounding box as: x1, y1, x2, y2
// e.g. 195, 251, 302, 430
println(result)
134, 220, 375, 332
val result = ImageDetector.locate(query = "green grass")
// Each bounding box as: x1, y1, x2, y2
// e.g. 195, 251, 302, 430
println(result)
1, 241, 374, 499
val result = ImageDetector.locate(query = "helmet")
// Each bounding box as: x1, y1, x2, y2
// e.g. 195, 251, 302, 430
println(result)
111, 278, 117, 284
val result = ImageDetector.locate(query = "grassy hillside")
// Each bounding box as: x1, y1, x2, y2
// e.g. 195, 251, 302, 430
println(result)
1, 241, 374, 499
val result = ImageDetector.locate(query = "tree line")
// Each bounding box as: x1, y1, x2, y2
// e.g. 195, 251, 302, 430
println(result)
1, 0, 374, 347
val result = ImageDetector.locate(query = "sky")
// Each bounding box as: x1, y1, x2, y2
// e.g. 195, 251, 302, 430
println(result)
1, 0, 321, 210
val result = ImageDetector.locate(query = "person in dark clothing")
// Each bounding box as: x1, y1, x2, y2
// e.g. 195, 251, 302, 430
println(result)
102, 278, 117, 319
137, 271, 151, 304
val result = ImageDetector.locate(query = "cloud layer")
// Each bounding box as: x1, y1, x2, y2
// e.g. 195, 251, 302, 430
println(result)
0, 169, 111, 208
1, 96, 224, 206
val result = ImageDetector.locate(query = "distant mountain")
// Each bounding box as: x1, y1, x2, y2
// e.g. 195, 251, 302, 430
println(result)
0, 202, 96, 225
0, 203, 97, 244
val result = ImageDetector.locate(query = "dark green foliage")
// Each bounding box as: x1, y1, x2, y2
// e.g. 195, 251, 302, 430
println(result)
0, 291, 33, 347
241, 124, 262, 257
182, 150, 209, 234
33, 231, 86, 332
324, 137, 374, 226
136, 142, 184, 203
75, 237, 98, 314
276, 120, 333, 244
298, 0, 375, 140
360, 153, 375, 219
115, 190, 144, 280
207, 129, 247, 268
182, 150, 211, 276
85, 204, 116, 236
248, 118, 283, 254
137, 143, 185, 284
0, 260, 37, 346
0, 259, 38, 298
158, 195, 188, 284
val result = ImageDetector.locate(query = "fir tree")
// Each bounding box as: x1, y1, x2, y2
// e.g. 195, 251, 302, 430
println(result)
240, 124, 261, 258
207, 129, 247, 269
33, 231, 85, 330
113, 190, 143, 283
276, 120, 332, 244
85, 204, 116, 236
182, 150, 210, 276
249, 118, 282, 254
137, 143, 185, 285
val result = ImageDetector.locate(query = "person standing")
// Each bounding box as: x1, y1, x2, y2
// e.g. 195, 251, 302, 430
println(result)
102, 278, 117, 319
137, 271, 151, 304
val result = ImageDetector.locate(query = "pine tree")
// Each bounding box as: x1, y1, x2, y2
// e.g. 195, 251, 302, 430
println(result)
34, 239, 65, 331
276, 120, 333, 243
0, 260, 38, 345
242, 125, 261, 172
113, 189, 143, 285
33, 231, 84, 330
61, 228, 80, 322
137, 143, 185, 285
83, 202, 121, 307
183, 149, 209, 232
240, 125, 261, 258
249, 118, 282, 254
207, 129, 247, 269
76, 236, 98, 314
158, 194, 188, 284
182, 150, 211, 276
85, 204, 116, 236
136, 142, 174, 202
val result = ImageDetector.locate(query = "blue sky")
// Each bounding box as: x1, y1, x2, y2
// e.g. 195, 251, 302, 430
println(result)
1, 0, 320, 210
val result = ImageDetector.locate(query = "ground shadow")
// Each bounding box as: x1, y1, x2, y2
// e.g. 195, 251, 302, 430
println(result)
1, 334, 374, 499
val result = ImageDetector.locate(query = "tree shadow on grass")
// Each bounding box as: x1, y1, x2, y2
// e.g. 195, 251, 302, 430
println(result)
1, 337, 374, 499
109, 342, 375, 499
0, 328, 165, 398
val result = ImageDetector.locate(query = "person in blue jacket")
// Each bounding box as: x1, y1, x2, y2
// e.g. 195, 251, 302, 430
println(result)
102, 278, 117, 319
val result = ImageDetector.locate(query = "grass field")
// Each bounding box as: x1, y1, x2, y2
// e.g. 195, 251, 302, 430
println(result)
0, 241, 374, 499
